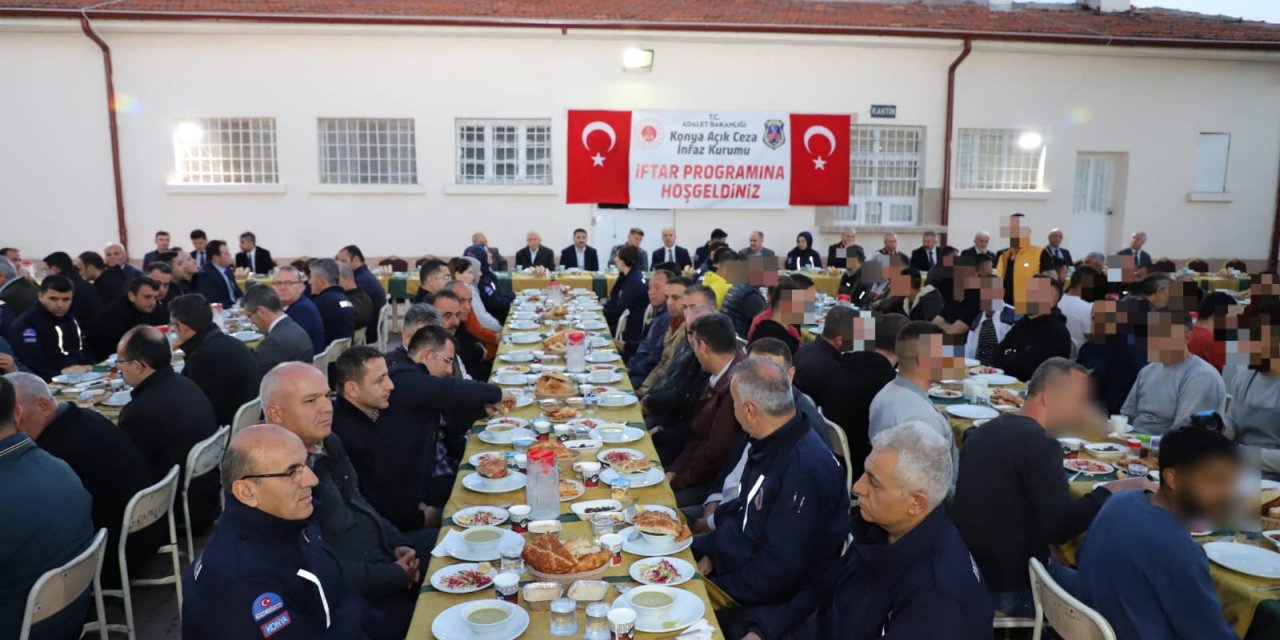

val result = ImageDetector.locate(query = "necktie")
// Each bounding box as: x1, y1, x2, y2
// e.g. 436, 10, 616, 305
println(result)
667, 248, 674, 264
928, 250, 935, 266
223, 267, 237, 300
249, 252, 256, 272
977, 316, 999, 366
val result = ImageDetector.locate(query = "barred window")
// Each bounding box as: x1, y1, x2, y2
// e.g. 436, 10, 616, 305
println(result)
955, 128, 1045, 191
455, 119, 552, 185
831, 125, 923, 226
174, 117, 279, 184
318, 118, 417, 185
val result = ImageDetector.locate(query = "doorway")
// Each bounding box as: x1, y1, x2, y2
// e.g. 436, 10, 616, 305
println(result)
1071, 153, 1126, 256
592, 205, 674, 259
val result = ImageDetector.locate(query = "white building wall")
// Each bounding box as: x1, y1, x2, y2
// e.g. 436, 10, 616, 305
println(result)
0, 19, 1276, 263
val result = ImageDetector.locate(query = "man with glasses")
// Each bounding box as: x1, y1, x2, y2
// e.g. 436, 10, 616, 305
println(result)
273, 265, 324, 355
183, 424, 376, 639
244, 285, 314, 376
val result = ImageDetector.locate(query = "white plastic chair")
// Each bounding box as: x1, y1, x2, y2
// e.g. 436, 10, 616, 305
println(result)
182, 426, 230, 559
1029, 557, 1116, 640
231, 397, 262, 438
376, 303, 391, 352
616, 309, 630, 341
313, 338, 352, 380
20, 528, 109, 640
86, 465, 183, 640
820, 414, 854, 499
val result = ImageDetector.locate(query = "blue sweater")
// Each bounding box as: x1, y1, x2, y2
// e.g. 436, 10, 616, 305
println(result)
285, 295, 326, 355
1051, 490, 1235, 640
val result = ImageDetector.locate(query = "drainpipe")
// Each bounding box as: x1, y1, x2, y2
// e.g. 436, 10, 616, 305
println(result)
939, 37, 972, 249
79, 9, 129, 248
1271, 150, 1280, 271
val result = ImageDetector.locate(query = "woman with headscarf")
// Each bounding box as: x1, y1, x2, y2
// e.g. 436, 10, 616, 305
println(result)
465, 244, 513, 324
604, 245, 650, 352
786, 231, 823, 270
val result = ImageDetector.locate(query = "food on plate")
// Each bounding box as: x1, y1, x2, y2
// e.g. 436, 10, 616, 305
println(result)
969, 366, 1002, 375
535, 372, 576, 396
543, 406, 579, 421
454, 510, 500, 527
61, 364, 92, 375
440, 569, 494, 590
611, 459, 657, 474
602, 450, 638, 465
522, 533, 611, 574
1262, 488, 1280, 518
928, 387, 961, 398
1088, 443, 1124, 453
633, 510, 692, 542
544, 304, 569, 320
542, 330, 568, 353
567, 580, 608, 602
558, 479, 583, 499
529, 440, 577, 461
522, 582, 562, 604
991, 388, 1023, 407
584, 504, 619, 514
636, 559, 683, 585
476, 455, 509, 480
1065, 459, 1113, 475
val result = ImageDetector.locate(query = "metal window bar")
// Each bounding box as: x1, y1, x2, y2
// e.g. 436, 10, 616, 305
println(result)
175, 117, 279, 184
317, 118, 417, 185
836, 125, 923, 225
455, 119, 553, 185
956, 128, 1042, 191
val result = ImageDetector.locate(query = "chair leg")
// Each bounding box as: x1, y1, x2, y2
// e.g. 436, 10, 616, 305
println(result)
92, 573, 108, 640
120, 562, 136, 640
169, 513, 184, 612
183, 494, 195, 562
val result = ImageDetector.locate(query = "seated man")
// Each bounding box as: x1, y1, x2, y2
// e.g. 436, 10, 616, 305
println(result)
638, 280, 700, 395
793, 305, 857, 406
274, 265, 325, 354
116, 325, 221, 530
337, 244, 388, 345
559, 227, 599, 271
384, 303, 440, 369
0, 377, 95, 640
718, 252, 767, 337
184, 425, 375, 639
1122, 311, 1226, 435
95, 242, 144, 303
869, 321, 960, 480
243, 284, 314, 376
963, 275, 1013, 366
446, 282, 495, 381
170, 294, 261, 426
308, 258, 356, 347
692, 358, 849, 628
666, 313, 743, 506
739, 421, 993, 640
195, 239, 243, 307
339, 261, 374, 341
894, 267, 943, 322
1051, 426, 1238, 640
262, 362, 435, 639
7, 275, 93, 380
233, 231, 275, 275
88, 275, 163, 360
410, 258, 450, 304
992, 275, 1072, 381
643, 301, 716, 464
953, 358, 1147, 616
6, 372, 158, 589
626, 270, 674, 383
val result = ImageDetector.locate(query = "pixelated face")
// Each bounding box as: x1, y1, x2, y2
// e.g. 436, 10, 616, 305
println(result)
720, 259, 747, 285
916, 333, 966, 380
882, 235, 898, 252
1042, 369, 1092, 436
1024, 278, 1058, 316
889, 269, 915, 294
1001, 216, 1030, 243
979, 278, 1005, 314
841, 229, 856, 246
860, 259, 884, 283
775, 288, 816, 326
747, 255, 781, 288
1252, 273, 1280, 299
1108, 255, 1139, 285
574, 231, 587, 247
1168, 455, 1239, 522
1089, 300, 1122, 341
1146, 314, 1189, 366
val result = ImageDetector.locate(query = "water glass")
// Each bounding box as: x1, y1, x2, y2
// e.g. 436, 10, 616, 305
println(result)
590, 514, 615, 539
550, 597, 578, 636
499, 542, 524, 574
584, 602, 611, 640
607, 607, 637, 640
493, 572, 519, 604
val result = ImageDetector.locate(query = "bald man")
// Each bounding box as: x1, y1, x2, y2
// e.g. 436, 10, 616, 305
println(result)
652, 227, 692, 270
93, 242, 143, 302
515, 231, 555, 270
184, 425, 375, 639
261, 363, 434, 639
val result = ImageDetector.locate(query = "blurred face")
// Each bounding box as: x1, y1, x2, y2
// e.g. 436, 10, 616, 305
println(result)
147, 270, 171, 299
979, 279, 1005, 314
921, 235, 936, 250
344, 357, 393, 412
749, 233, 763, 251
39, 288, 73, 318
171, 252, 196, 280
795, 234, 809, 251
104, 245, 126, 267
527, 232, 541, 250
272, 272, 305, 306
1005, 216, 1031, 244
453, 266, 475, 286
1040, 369, 1092, 435
974, 234, 989, 252
473, 233, 488, 246
628, 231, 643, 247
647, 274, 668, 307
420, 339, 456, 377
614, 255, 627, 273
450, 285, 473, 321
423, 266, 450, 293
155, 233, 170, 250
236, 435, 319, 521
435, 298, 461, 333
841, 230, 855, 246
776, 289, 816, 326
665, 283, 687, 317
1024, 278, 1059, 316
1048, 230, 1063, 247
574, 231, 587, 248
1148, 318, 1190, 366
128, 284, 160, 314
662, 228, 676, 247
883, 235, 898, 252
116, 343, 148, 388
265, 368, 333, 449
1130, 233, 1146, 251
239, 237, 254, 252
854, 449, 926, 536
191, 237, 207, 252
1166, 457, 1239, 522
212, 244, 232, 267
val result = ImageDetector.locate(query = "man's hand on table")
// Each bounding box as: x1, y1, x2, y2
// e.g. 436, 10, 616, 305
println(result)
0, 354, 16, 374
394, 546, 420, 588
697, 556, 714, 577
485, 390, 518, 415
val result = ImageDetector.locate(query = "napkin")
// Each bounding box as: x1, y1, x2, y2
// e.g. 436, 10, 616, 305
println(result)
431, 529, 466, 558
675, 619, 716, 639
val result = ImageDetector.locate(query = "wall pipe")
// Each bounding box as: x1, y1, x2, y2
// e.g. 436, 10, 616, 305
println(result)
940, 38, 972, 248
78, 9, 128, 248
1271, 149, 1280, 271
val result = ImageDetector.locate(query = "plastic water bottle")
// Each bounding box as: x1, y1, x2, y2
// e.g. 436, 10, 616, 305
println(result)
565, 330, 586, 373
547, 278, 563, 306
211, 303, 225, 331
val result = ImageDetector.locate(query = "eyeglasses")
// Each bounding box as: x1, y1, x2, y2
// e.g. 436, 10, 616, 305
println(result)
270, 279, 304, 286
429, 351, 456, 366
240, 463, 308, 482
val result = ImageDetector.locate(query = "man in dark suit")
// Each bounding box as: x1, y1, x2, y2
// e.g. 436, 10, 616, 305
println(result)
242, 284, 314, 376
189, 229, 209, 270
515, 231, 555, 270
94, 243, 143, 303
274, 265, 324, 354
87, 276, 162, 361
307, 259, 356, 347
470, 232, 508, 272
827, 228, 863, 270
169, 294, 261, 426
909, 230, 943, 272
336, 244, 388, 344
960, 231, 998, 264
1117, 230, 1153, 269
793, 305, 857, 407
694, 228, 729, 270
0, 257, 37, 316
559, 228, 599, 271
877, 232, 910, 266
142, 230, 171, 268
195, 239, 242, 307
233, 231, 275, 276
1046, 228, 1072, 265
652, 227, 692, 270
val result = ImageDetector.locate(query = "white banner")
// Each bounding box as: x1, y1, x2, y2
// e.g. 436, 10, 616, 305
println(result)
629, 109, 792, 210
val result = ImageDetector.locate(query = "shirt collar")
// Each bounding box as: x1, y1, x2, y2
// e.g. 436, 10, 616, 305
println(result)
893, 375, 930, 401
268, 314, 287, 333
709, 357, 736, 387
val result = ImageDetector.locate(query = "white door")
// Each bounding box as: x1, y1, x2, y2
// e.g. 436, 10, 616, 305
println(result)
1071, 155, 1116, 257
592, 206, 674, 260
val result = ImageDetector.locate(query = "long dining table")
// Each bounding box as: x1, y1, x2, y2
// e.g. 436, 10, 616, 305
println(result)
406, 287, 723, 639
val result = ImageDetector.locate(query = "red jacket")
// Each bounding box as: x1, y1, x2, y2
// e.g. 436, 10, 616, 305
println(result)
670, 353, 744, 491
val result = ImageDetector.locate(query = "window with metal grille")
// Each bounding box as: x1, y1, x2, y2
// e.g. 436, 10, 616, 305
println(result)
830, 125, 924, 226
173, 117, 279, 184
318, 118, 417, 185
955, 128, 1044, 191
455, 119, 552, 185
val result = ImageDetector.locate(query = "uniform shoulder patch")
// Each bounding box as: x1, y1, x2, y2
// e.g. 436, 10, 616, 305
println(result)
338, 300, 353, 308
252, 592, 285, 622
260, 611, 292, 638
21, 327, 36, 344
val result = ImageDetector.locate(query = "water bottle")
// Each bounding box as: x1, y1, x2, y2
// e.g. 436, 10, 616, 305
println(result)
565, 330, 587, 373
526, 449, 560, 521
211, 303, 225, 331
547, 278, 563, 306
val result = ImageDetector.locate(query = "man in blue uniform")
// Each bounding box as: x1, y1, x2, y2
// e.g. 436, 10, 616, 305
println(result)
337, 245, 388, 345
7, 275, 94, 380
183, 423, 375, 639
307, 258, 356, 347
274, 265, 325, 355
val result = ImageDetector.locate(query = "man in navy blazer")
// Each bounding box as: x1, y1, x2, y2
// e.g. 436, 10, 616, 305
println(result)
195, 240, 242, 307
233, 231, 275, 276
651, 227, 692, 270
559, 228, 599, 271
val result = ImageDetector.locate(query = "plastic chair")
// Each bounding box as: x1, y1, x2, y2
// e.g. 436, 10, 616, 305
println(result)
231, 397, 261, 438
86, 466, 183, 640
182, 426, 229, 559
376, 304, 391, 352
616, 309, 630, 341
1186, 259, 1210, 273
820, 414, 854, 499
379, 257, 409, 273
1029, 557, 1116, 640
20, 528, 109, 640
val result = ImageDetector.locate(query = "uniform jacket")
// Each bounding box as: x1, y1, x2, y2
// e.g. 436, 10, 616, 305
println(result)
255, 315, 316, 376
559, 245, 599, 271
604, 268, 648, 350
669, 353, 743, 491
0, 277, 38, 315
514, 245, 555, 270
196, 262, 243, 307
652, 245, 692, 270
312, 286, 356, 346
353, 264, 388, 343
183, 499, 373, 640
92, 263, 142, 303
87, 295, 154, 361
181, 327, 262, 426
234, 246, 276, 275
8, 304, 93, 380
285, 296, 326, 355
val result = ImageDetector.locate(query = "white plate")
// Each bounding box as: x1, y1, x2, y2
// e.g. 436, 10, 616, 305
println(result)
629, 556, 696, 587
566, 417, 607, 430
498, 351, 534, 363
603, 467, 664, 488
100, 391, 132, 407
510, 392, 534, 409
587, 336, 610, 348
451, 506, 510, 528
598, 448, 645, 465
597, 393, 639, 408
564, 438, 604, 451
597, 426, 645, 444
927, 387, 962, 400
578, 320, 608, 331
512, 311, 537, 320
232, 330, 263, 342
509, 320, 541, 331
509, 333, 543, 345
945, 404, 999, 420
968, 366, 1004, 376
583, 371, 625, 384
619, 526, 694, 558
571, 499, 623, 520
477, 427, 536, 445
626, 504, 679, 524
1204, 541, 1280, 579
443, 528, 525, 562
493, 373, 529, 386
976, 373, 1019, 385
487, 416, 530, 429
586, 351, 621, 363
52, 371, 105, 385
429, 563, 497, 594
461, 471, 528, 494
1084, 442, 1126, 457
1262, 479, 1280, 491
1062, 459, 1114, 476
560, 478, 585, 502
431, 598, 530, 640
613, 588, 705, 635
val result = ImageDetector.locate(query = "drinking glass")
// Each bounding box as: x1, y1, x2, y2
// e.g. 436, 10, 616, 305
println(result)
499, 541, 524, 575
584, 602, 611, 640
550, 597, 578, 636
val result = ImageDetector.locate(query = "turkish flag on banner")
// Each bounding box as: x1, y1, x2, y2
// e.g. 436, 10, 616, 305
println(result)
789, 113, 851, 206
566, 110, 632, 204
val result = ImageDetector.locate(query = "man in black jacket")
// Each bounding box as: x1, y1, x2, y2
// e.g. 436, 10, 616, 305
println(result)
820, 313, 907, 484
88, 276, 163, 360
514, 231, 555, 270
7, 371, 161, 588
170, 294, 261, 425
116, 326, 221, 530
234, 231, 276, 275
993, 275, 1073, 381
952, 358, 1148, 617
0, 257, 37, 316
262, 362, 434, 640
559, 228, 599, 271
8, 275, 94, 380
42, 251, 102, 328
793, 305, 856, 406
718, 254, 767, 339
94, 243, 144, 303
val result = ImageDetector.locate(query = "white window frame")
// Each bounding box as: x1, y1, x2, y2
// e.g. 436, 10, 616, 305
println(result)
1193, 132, 1230, 194
954, 128, 1045, 191
455, 119, 553, 186
317, 118, 418, 185
172, 117, 279, 185
830, 124, 925, 227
